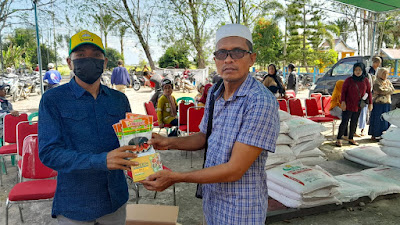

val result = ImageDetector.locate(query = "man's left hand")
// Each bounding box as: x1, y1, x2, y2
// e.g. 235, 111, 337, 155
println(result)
10, 110, 19, 117
368, 104, 373, 112
140, 170, 177, 191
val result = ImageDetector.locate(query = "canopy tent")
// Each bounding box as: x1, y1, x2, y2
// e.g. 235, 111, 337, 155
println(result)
334, 0, 400, 13
380, 48, 400, 76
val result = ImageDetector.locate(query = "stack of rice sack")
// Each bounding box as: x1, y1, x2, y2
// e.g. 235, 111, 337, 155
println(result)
267, 161, 340, 208
335, 166, 400, 202
343, 145, 400, 169
284, 115, 327, 166
266, 111, 328, 169
380, 127, 400, 159
266, 111, 296, 169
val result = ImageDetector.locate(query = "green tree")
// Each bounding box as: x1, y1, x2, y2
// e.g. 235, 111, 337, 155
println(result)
252, 18, 282, 68
2, 44, 24, 68
158, 0, 218, 69
330, 18, 352, 43
105, 47, 123, 70
158, 42, 191, 68
93, 11, 116, 48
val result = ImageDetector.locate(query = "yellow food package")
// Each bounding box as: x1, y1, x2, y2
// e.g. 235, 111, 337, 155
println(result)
130, 153, 163, 182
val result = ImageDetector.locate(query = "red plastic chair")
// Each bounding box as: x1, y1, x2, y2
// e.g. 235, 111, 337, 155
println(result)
286, 90, 296, 98
178, 101, 195, 133
288, 98, 305, 117
5, 134, 57, 225
126, 165, 176, 205
16, 121, 39, 182
305, 98, 324, 117
0, 113, 28, 185
187, 106, 205, 167
278, 99, 288, 112
310, 93, 323, 112
144, 102, 172, 133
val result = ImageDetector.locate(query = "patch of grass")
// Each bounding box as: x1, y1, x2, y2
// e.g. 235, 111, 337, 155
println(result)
58, 65, 71, 76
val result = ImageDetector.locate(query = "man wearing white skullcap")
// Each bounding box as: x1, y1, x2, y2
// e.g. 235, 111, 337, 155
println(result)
141, 24, 280, 225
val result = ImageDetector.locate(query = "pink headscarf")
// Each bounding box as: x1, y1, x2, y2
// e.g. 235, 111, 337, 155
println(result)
199, 83, 213, 104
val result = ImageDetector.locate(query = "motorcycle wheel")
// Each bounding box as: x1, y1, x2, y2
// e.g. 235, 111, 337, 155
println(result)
133, 82, 141, 91
12, 89, 21, 102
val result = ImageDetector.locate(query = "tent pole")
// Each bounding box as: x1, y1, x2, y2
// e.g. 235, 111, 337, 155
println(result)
33, 0, 44, 95
370, 13, 377, 61
395, 60, 398, 77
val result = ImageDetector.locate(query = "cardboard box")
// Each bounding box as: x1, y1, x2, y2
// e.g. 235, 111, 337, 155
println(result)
126, 204, 179, 225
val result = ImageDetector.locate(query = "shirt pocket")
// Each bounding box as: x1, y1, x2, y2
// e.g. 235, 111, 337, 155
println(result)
105, 107, 124, 125
60, 111, 91, 143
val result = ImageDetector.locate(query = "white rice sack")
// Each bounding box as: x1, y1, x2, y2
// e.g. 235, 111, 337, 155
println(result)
343, 152, 381, 168
361, 166, 400, 186
380, 139, 400, 148
296, 156, 327, 166
344, 146, 386, 167
381, 146, 400, 158
266, 145, 296, 169
292, 133, 318, 146
335, 172, 400, 200
335, 179, 371, 203
277, 134, 294, 145
266, 161, 339, 195
279, 122, 289, 134
292, 135, 325, 156
297, 148, 326, 159
268, 180, 338, 200
382, 156, 400, 169
381, 127, 400, 142
382, 108, 400, 127
268, 188, 341, 208
286, 117, 327, 140
279, 110, 291, 121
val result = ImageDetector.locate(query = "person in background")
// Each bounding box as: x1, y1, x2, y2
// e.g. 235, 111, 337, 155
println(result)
357, 56, 381, 136
0, 84, 20, 139
149, 72, 163, 108
111, 59, 130, 93
195, 84, 205, 105
183, 67, 190, 80
142, 64, 150, 73
156, 78, 178, 136
263, 63, 285, 98
34, 64, 40, 72
368, 68, 395, 140
329, 80, 344, 119
197, 83, 212, 106
141, 24, 279, 224
143, 71, 152, 88
286, 63, 297, 94
43, 63, 62, 90
212, 72, 222, 84
336, 62, 372, 147
38, 30, 136, 224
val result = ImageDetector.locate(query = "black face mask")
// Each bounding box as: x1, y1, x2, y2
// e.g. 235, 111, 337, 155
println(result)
73, 58, 105, 84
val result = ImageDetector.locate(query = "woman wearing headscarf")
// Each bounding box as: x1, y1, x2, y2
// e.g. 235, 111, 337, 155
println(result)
198, 83, 212, 106
263, 64, 286, 98
368, 68, 395, 140
336, 62, 372, 146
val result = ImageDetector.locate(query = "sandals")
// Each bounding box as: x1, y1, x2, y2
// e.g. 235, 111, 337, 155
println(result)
335, 140, 342, 147
348, 140, 359, 146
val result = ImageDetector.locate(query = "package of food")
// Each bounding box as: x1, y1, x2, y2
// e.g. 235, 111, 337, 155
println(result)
130, 152, 163, 182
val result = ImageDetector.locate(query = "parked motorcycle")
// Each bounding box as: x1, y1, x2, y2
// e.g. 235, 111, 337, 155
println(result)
173, 73, 182, 91
181, 79, 196, 93
132, 74, 141, 91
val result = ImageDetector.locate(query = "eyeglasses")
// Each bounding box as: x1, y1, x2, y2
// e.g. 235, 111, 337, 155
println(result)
213, 49, 252, 60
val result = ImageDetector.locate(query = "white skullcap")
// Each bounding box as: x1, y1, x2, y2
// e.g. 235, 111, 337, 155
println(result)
215, 24, 253, 45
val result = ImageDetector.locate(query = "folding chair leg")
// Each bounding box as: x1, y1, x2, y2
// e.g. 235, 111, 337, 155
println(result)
154, 191, 157, 199
173, 184, 176, 206
133, 183, 140, 204
190, 152, 193, 168
6, 199, 11, 225
18, 204, 24, 223
2, 156, 7, 175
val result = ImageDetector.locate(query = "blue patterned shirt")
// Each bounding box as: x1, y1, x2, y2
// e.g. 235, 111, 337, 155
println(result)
199, 74, 280, 225
38, 78, 131, 221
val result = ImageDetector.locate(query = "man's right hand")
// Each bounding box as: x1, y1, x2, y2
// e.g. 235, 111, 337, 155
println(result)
147, 133, 169, 150
106, 145, 139, 170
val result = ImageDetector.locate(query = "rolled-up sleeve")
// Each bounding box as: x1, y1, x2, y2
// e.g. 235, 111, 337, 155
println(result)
236, 96, 280, 153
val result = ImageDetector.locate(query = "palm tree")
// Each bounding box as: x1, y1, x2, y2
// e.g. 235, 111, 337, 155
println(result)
118, 25, 129, 59
93, 13, 116, 49
329, 18, 352, 43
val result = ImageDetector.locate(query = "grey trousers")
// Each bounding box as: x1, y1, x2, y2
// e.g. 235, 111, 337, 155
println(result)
57, 204, 126, 225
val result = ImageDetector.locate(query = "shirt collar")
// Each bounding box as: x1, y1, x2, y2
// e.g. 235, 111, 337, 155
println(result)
213, 74, 252, 101
69, 77, 110, 99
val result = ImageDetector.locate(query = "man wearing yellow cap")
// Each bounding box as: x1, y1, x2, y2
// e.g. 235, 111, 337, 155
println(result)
38, 30, 138, 224
141, 24, 280, 224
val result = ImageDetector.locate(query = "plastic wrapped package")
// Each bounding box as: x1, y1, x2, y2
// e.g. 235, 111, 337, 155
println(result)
21, 135, 57, 179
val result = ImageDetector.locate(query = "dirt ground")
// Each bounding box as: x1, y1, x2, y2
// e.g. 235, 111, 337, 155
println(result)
0, 79, 399, 225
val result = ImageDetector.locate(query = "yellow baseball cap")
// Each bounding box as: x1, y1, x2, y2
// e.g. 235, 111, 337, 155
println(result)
69, 30, 105, 55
